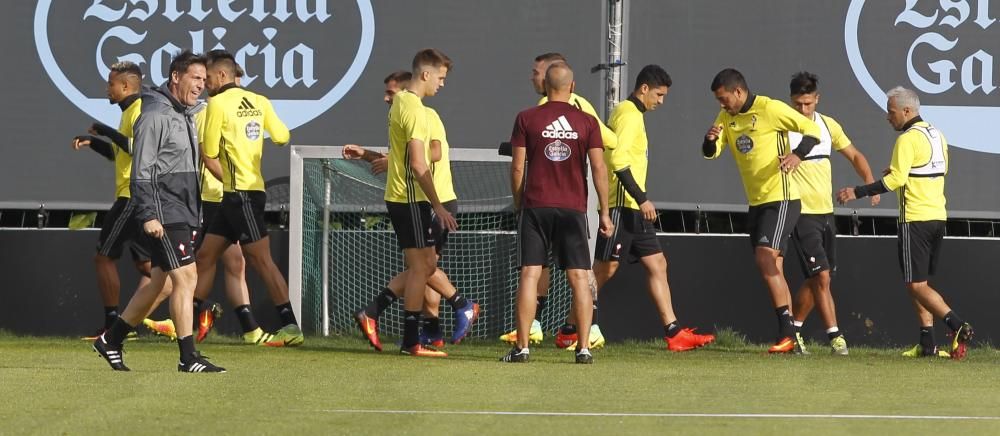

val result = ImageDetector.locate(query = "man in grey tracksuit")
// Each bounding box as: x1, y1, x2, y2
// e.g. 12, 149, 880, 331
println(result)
93, 50, 225, 373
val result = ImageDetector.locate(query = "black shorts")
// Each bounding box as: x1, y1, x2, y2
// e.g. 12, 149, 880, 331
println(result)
386, 201, 436, 250
433, 200, 459, 255
96, 197, 150, 262
747, 200, 801, 254
207, 191, 268, 245
791, 213, 836, 277
142, 224, 196, 272
196, 200, 222, 249
898, 220, 945, 283
595, 207, 662, 263
519, 207, 590, 270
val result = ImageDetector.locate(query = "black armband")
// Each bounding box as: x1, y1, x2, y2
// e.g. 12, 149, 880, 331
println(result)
702, 137, 716, 158
92, 122, 130, 154
853, 180, 889, 198
614, 167, 648, 205
498, 141, 513, 157
80, 136, 114, 161
792, 135, 820, 160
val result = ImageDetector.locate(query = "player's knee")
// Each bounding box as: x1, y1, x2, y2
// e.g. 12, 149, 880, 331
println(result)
753, 249, 780, 272
815, 271, 832, 289
222, 251, 246, 275
905, 281, 928, 294
94, 253, 113, 266
134, 261, 152, 278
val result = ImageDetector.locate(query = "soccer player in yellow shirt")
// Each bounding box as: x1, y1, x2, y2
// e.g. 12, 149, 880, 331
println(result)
71, 61, 165, 339
702, 68, 821, 353
383, 48, 459, 357
837, 86, 973, 360
594, 64, 715, 351
784, 72, 879, 355
345, 71, 480, 352
195, 50, 303, 347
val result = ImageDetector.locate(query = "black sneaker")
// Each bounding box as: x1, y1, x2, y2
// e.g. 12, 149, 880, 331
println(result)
93, 334, 129, 371
178, 351, 226, 373
575, 348, 593, 364
500, 347, 529, 363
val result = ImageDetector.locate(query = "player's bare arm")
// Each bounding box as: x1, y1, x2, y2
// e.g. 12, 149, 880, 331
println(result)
589, 147, 613, 238
839, 145, 880, 206
408, 138, 457, 231
510, 145, 526, 210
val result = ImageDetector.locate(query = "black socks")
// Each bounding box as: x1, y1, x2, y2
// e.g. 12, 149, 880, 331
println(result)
276, 302, 298, 326
403, 311, 421, 348
106, 317, 135, 345
103, 306, 118, 330
776, 306, 794, 338
178, 335, 196, 363
366, 288, 398, 317
234, 305, 260, 333
664, 321, 681, 338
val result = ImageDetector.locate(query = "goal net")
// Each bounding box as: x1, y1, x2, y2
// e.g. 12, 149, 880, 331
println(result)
289, 145, 576, 339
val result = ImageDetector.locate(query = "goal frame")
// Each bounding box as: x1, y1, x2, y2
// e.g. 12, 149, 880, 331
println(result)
290, 145, 601, 335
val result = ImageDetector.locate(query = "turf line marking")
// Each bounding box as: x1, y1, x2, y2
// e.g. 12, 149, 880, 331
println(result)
313, 409, 1000, 421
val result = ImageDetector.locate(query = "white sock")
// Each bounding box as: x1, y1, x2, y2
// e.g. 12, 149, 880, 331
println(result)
826, 326, 839, 334
793, 320, 804, 328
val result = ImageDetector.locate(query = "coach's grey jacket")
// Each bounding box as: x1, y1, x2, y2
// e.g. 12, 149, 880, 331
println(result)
130, 85, 202, 228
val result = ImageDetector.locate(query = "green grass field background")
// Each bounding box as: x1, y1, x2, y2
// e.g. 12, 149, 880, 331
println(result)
2, 330, 998, 435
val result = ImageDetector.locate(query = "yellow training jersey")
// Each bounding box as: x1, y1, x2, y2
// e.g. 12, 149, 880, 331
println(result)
194, 109, 223, 202
115, 97, 142, 198
705, 94, 820, 206
426, 107, 457, 203
882, 119, 948, 222
202, 84, 290, 193
385, 90, 431, 203
539, 93, 618, 150
788, 112, 852, 214
606, 98, 648, 210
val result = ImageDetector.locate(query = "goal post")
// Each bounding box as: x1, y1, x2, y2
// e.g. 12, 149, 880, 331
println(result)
289, 145, 598, 339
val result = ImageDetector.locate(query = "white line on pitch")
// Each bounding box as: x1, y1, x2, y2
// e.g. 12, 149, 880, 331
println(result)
311, 409, 1000, 421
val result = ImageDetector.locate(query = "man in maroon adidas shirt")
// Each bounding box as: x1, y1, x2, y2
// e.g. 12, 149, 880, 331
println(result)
501, 62, 613, 364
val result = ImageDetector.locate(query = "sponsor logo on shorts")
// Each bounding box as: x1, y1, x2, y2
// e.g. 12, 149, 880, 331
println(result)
758, 235, 770, 244
845, 0, 1000, 153
544, 140, 572, 162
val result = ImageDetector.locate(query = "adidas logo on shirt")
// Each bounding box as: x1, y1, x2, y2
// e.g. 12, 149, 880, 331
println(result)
237, 97, 263, 117
542, 115, 579, 139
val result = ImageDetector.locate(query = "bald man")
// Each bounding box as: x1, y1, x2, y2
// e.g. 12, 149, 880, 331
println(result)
502, 63, 612, 364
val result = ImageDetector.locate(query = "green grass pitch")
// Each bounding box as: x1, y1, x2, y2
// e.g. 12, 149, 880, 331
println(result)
2, 329, 999, 435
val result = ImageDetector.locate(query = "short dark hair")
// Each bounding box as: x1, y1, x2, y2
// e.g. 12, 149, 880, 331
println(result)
534, 52, 567, 64
169, 50, 207, 77
235, 63, 245, 78
710, 68, 748, 92
633, 64, 672, 91
205, 49, 237, 76
789, 71, 819, 95
109, 61, 143, 80
384, 70, 412, 85
412, 48, 452, 72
